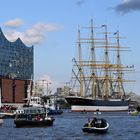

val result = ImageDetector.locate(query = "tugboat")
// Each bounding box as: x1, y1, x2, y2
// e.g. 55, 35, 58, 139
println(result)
23, 96, 63, 115
82, 117, 109, 134
14, 107, 55, 128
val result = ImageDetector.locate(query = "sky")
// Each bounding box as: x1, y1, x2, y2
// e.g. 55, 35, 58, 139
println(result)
0, 0, 140, 94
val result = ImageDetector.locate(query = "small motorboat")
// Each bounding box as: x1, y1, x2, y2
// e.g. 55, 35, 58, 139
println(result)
0, 119, 4, 126
94, 109, 101, 115
128, 109, 138, 116
82, 117, 109, 134
47, 108, 63, 115
0, 105, 16, 119
0, 113, 5, 119
0, 112, 15, 119
14, 107, 55, 128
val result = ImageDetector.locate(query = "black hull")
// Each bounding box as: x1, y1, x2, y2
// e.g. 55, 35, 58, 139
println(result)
82, 126, 108, 134
14, 118, 54, 128
65, 96, 130, 106
65, 96, 130, 111
82, 121, 109, 134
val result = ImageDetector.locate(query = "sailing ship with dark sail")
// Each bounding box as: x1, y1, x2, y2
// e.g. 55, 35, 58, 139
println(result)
65, 20, 134, 112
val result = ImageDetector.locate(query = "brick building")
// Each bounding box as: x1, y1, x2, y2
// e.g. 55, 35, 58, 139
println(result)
0, 28, 33, 107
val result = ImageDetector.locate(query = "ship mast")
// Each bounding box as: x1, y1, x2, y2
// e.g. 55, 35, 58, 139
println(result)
112, 30, 135, 97
78, 29, 83, 97
102, 25, 109, 99
71, 21, 135, 102
116, 30, 122, 98
91, 19, 96, 99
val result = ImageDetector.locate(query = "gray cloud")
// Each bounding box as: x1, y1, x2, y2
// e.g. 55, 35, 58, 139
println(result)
115, 0, 140, 14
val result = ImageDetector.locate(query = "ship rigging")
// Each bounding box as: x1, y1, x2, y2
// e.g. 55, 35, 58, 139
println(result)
65, 20, 134, 112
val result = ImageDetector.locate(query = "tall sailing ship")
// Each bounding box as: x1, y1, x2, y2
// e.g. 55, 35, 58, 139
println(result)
65, 20, 134, 112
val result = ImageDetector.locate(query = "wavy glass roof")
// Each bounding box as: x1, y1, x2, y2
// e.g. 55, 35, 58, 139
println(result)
0, 28, 33, 80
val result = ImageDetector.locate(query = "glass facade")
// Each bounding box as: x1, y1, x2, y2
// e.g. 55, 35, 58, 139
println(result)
0, 28, 33, 80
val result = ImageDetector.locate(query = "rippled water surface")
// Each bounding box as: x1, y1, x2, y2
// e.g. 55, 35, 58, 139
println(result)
0, 111, 140, 140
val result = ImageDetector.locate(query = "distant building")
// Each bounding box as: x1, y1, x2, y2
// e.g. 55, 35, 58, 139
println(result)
0, 28, 33, 106
55, 86, 71, 96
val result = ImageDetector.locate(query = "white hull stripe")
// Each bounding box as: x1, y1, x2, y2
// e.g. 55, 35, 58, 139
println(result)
71, 105, 129, 112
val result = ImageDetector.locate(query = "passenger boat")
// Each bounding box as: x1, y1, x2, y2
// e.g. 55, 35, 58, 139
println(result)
65, 20, 134, 112
82, 117, 109, 134
14, 107, 55, 128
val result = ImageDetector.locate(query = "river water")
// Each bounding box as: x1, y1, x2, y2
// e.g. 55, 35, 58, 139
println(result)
0, 111, 140, 140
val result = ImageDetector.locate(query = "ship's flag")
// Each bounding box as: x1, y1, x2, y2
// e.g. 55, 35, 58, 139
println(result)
101, 24, 106, 27
114, 32, 117, 35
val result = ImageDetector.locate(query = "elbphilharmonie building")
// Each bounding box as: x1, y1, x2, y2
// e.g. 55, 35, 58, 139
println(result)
0, 28, 33, 105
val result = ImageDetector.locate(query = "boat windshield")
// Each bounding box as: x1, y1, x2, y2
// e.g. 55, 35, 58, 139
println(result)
16, 107, 46, 115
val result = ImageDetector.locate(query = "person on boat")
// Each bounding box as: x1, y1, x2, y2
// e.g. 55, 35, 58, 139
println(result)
91, 117, 97, 127
88, 118, 91, 127
27, 115, 32, 120
101, 119, 106, 127
83, 109, 87, 114
35, 114, 41, 121
55, 104, 58, 110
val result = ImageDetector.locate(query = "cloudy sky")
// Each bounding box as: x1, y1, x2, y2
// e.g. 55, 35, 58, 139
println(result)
0, 0, 140, 94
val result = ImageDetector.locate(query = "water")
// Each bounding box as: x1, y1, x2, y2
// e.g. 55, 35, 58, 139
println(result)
0, 111, 140, 140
